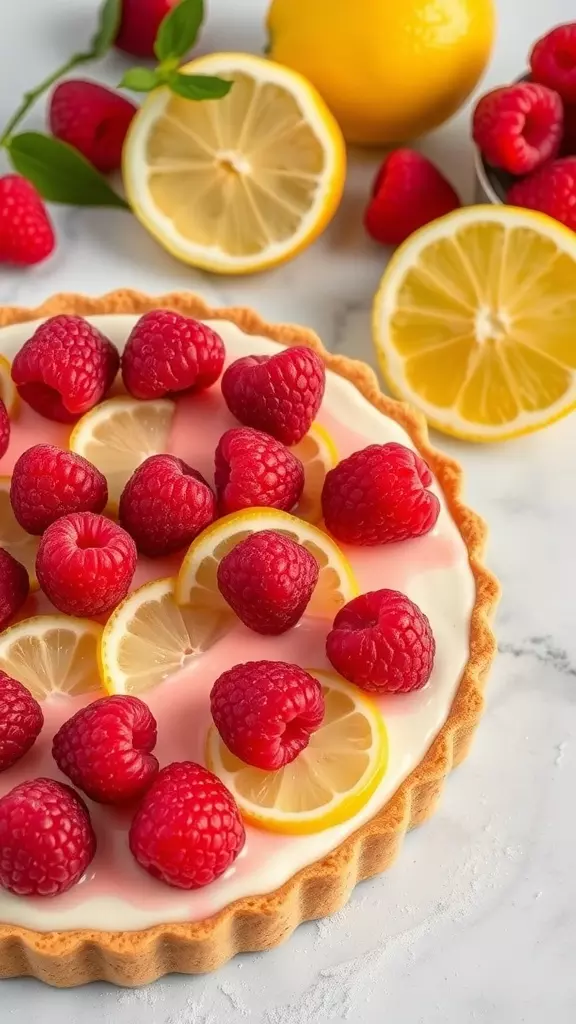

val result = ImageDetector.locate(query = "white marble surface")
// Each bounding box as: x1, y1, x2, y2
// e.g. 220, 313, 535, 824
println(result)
1, 0, 575, 1020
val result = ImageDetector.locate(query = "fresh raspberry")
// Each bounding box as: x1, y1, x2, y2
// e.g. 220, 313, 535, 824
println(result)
530, 23, 576, 104
121, 310, 225, 399
115, 0, 180, 59
562, 103, 576, 154
211, 661, 325, 770
53, 695, 158, 804
322, 442, 440, 546
472, 83, 563, 174
364, 150, 461, 246
221, 347, 325, 445
10, 444, 108, 535
119, 454, 216, 557
0, 672, 43, 772
0, 778, 96, 897
217, 531, 319, 635
0, 548, 30, 630
0, 398, 8, 459
49, 80, 137, 174
0, 175, 55, 266
214, 427, 304, 515
11, 315, 120, 423
507, 156, 576, 231
36, 512, 137, 617
129, 761, 245, 890
326, 589, 435, 694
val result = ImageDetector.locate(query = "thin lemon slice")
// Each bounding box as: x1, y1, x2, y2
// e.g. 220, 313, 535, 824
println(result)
0, 477, 39, 587
123, 52, 346, 274
0, 355, 17, 416
292, 422, 338, 524
373, 205, 576, 442
0, 615, 103, 701
99, 577, 231, 696
175, 508, 358, 619
206, 669, 387, 834
69, 397, 174, 509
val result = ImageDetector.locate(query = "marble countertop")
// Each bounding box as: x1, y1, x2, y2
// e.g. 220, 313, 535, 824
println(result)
1, 0, 575, 1021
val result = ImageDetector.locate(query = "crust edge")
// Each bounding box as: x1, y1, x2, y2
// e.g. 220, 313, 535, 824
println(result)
0, 290, 500, 987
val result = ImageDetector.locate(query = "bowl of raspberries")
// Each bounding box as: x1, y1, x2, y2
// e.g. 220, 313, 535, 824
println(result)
472, 21, 576, 231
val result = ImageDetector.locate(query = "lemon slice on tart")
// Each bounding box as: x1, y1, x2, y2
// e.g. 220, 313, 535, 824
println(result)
373, 205, 576, 441
206, 670, 387, 834
0, 355, 17, 416
123, 52, 346, 274
175, 507, 358, 618
0, 477, 40, 586
0, 616, 103, 701
292, 422, 338, 524
69, 397, 174, 509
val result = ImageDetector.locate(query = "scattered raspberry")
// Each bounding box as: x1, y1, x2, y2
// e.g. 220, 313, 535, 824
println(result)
53, 695, 158, 804
115, 0, 180, 59
122, 310, 225, 399
326, 589, 435, 694
10, 444, 108, 535
0, 548, 30, 630
530, 22, 576, 104
364, 150, 461, 246
221, 346, 325, 445
129, 761, 245, 890
0, 398, 8, 459
472, 83, 563, 174
36, 512, 137, 617
0, 175, 55, 266
11, 315, 119, 423
49, 80, 137, 174
214, 427, 304, 515
211, 661, 325, 770
217, 531, 319, 635
0, 778, 96, 896
508, 156, 576, 231
0, 672, 43, 772
119, 454, 216, 557
321, 442, 440, 546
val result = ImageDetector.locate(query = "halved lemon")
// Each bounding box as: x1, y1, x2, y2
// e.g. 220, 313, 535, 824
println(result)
175, 507, 358, 618
69, 397, 174, 508
0, 477, 39, 586
0, 355, 17, 416
123, 52, 346, 274
206, 669, 387, 834
292, 422, 338, 524
0, 615, 103, 701
373, 205, 576, 442
99, 577, 231, 696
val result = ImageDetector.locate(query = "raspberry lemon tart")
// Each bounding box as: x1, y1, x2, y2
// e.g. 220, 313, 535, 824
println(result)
0, 291, 497, 986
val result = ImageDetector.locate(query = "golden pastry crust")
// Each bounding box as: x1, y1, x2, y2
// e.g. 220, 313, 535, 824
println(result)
0, 290, 499, 987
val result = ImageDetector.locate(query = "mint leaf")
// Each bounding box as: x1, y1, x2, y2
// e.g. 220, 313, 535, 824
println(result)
120, 67, 162, 92
154, 0, 204, 63
91, 0, 122, 58
7, 133, 129, 208
167, 72, 232, 101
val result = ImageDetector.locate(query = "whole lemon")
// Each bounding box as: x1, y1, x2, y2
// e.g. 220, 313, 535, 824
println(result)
267, 0, 496, 146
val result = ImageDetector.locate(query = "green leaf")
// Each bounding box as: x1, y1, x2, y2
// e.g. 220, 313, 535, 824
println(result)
154, 0, 204, 63
120, 67, 162, 93
167, 72, 232, 101
90, 0, 122, 58
7, 133, 129, 209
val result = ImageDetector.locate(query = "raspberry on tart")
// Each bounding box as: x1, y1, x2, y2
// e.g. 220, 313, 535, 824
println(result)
129, 762, 245, 890
121, 310, 225, 399
217, 530, 319, 635
119, 454, 216, 557
0, 399, 9, 459
210, 660, 325, 770
10, 444, 108, 535
0, 672, 44, 772
214, 427, 304, 515
0, 548, 29, 630
326, 589, 436, 694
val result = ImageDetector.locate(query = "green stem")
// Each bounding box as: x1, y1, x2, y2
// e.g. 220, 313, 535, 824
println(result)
0, 50, 92, 147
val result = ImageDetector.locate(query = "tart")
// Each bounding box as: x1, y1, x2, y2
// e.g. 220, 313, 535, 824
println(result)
0, 290, 498, 987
